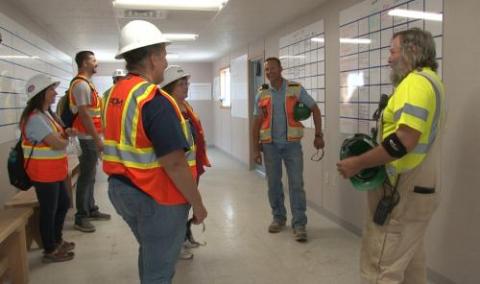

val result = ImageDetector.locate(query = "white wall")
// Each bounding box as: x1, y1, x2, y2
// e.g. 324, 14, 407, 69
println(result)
0, 3, 74, 205
211, 0, 480, 283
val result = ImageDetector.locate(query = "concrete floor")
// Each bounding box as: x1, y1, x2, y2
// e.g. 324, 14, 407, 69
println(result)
28, 148, 362, 284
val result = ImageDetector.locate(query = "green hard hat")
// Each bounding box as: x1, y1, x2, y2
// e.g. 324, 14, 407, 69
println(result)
293, 102, 311, 121
340, 133, 386, 191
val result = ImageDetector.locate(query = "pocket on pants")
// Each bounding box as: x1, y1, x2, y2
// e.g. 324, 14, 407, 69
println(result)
403, 190, 438, 222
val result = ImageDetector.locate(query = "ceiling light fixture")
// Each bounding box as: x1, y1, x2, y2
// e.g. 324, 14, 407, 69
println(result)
164, 33, 199, 41
311, 37, 324, 43
340, 38, 371, 44
388, 9, 442, 22
112, 0, 229, 11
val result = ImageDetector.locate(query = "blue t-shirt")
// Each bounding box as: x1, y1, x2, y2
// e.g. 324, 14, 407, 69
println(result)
142, 94, 190, 157
253, 79, 316, 143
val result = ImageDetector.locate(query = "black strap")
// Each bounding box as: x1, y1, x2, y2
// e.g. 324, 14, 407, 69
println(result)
22, 134, 38, 171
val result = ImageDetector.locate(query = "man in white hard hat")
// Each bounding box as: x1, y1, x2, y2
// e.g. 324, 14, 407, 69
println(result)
102, 20, 207, 283
101, 69, 127, 110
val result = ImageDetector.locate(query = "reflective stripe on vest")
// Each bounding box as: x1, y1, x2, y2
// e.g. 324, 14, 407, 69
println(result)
21, 112, 67, 182
69, 75, 102, 134
386, 71, 444, 185
258, 81, 304, 143
102, 75, 196, 205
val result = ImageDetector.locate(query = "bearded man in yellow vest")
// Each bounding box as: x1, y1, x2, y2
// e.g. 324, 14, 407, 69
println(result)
337, 28, 445, 283
252, 57, 325, 242
103, 20, 207, 283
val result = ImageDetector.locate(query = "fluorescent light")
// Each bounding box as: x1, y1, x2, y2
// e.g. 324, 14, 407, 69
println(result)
166, 54, 179, 59
311, 37, 324, 43
163, 33, 198, 41
388, 9, 442, 22
0, 55, 39, 59
279, 55, 305, 59
340, 38, 371, 44
112, 0, 229, 11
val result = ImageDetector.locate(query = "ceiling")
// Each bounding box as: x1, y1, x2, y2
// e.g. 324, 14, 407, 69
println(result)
6, 0, 327, 63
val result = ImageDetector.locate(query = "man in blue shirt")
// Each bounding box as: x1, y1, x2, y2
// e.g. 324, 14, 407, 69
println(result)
252, 57, 324, 242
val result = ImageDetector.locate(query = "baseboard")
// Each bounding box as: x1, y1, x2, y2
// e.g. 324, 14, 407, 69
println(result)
306, 201, 456, 284
307, 200, 363, 236
210, 146, 249, 167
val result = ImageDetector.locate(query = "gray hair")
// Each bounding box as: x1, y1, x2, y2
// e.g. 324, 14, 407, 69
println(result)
393, 28, 438, 72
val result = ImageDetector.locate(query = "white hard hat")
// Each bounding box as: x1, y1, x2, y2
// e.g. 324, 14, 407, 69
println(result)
112, 69, 127, 78
160, 65, 190, 88
115, 20, 170, 59
25, 74, 60, 101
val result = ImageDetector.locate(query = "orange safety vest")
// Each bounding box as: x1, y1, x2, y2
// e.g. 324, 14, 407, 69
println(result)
102, 74, 197, 205
181, 101, 211, 173
257, 81, 304, 143
68, 75, 102, 134
22, 111, 68, 182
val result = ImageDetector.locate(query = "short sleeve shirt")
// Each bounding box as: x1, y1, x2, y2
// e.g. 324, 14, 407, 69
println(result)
25, 112, 55, 144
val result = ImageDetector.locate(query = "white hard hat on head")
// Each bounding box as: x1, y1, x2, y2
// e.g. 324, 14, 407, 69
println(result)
160, 65, 190, 88
112, 69, 127, 78
25, 74, 60, 101
115, 20, 170, 59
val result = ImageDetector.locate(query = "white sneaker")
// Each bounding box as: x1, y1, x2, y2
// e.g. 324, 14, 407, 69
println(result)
178, 248, 193, 260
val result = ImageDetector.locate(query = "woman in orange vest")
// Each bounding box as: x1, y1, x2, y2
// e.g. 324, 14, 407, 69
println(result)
160, 65, 211, 183
160, 65, 211, 260
20, 74, 76, 263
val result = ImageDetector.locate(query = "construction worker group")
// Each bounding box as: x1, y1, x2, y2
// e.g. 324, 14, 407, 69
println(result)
20, 18, 443, 284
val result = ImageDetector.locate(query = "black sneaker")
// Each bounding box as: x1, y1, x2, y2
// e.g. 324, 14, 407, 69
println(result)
74, 219, 96, 233
87, 211, 111, 221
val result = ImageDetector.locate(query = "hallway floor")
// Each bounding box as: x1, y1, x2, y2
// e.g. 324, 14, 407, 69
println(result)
28, 148, 362, 284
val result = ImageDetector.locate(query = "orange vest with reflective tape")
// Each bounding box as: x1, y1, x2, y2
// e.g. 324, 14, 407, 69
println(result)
68, 75, 102, 134
258, 81, 304, 143
102, 74, 197, 205
22, 112, 68, 182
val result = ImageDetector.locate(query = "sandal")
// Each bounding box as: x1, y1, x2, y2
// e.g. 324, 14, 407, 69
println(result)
43, 249, 74, 263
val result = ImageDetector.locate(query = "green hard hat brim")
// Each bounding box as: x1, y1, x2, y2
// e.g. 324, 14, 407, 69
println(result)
340, 133, 386, 191
293, 103, 311, 121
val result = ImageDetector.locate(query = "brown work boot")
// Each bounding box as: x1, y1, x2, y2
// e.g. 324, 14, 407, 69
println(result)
42, 249, 74, 263
268, 220, 286, 233
293, 226, 307, 242
57, 240, 75, 252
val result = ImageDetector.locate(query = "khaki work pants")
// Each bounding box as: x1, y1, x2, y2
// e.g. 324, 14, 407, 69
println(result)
360, 160, 439, 283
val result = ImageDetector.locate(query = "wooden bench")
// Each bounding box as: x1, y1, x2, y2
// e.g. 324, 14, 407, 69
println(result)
3, 154, 80, 250
0, 207, 33, 284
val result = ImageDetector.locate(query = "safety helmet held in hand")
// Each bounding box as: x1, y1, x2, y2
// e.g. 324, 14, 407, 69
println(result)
112, 69, 127, 78
115, 20, 170, 59
25, 74, 60, 101
340, 133, 386, 191
160, 65, 190, 88
293, 102, 311, 121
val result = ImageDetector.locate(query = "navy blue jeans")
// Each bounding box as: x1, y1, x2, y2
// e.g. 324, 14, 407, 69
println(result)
33, 180, 70, 253
263, 142, 307, 228
108, 177, 190, 284
75, 139, 99, 223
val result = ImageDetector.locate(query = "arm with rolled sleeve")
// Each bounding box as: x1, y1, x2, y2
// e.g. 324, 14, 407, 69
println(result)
299, 87, 324, 149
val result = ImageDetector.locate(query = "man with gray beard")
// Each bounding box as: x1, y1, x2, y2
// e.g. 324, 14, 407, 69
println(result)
337, 28, 445, 283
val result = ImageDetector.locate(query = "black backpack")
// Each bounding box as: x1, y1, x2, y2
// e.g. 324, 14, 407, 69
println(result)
57, 76, 91, 128
7, 136, 37, 191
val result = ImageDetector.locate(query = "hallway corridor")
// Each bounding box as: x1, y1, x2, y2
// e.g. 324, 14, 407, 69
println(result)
28, 148, 361, 284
